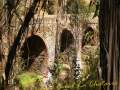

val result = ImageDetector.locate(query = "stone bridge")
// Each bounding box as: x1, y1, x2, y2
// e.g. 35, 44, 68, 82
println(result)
0, 13, 97, 81
20, 14, 98, 77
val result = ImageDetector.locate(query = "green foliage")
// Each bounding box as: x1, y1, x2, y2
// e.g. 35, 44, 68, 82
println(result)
52, 53, 69, 78
65, 0, 81, 14
15, 72, 43, 89
51, 53, 73, 89
16, 0, 27, 16
65, 0, 96, 16
89, 0, 100, 18
79, 0, 95, 18
64, 0, 97, 27
81, 45, 100, 81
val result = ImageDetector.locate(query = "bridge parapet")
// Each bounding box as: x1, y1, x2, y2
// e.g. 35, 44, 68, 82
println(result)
30, 15, 71, 29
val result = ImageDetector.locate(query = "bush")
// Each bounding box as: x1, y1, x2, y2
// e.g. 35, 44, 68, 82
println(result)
15, 72, 46, 90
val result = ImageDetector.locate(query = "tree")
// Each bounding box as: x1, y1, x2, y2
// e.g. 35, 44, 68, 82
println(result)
4, 0, 47, 85
99, 0, 120, 90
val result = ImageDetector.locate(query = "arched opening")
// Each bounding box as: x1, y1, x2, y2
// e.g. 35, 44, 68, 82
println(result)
82, 27, 95, 47
58, 29, 76, 80
21, 35, 48, 77
60, 30, 74, 52
81, 26, 100, 84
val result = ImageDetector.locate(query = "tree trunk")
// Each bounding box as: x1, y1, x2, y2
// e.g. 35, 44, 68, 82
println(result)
99, 0, 120, 90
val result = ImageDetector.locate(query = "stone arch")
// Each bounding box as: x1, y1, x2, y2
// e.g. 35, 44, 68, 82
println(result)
56, 29, 77, 80
82, 26, 96, 46
21, 34, 49, 77
60, 29, 75, 52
